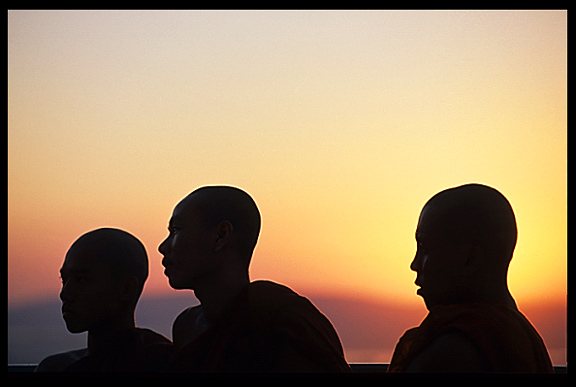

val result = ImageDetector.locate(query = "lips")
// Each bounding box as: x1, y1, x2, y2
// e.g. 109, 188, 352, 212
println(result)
415, 279, 423, 295
161, 257, 171, 268
162, 258, 175, 276
61, 304, 75, 317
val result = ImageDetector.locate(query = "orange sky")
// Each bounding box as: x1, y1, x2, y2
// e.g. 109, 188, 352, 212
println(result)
8, 10, 566, 364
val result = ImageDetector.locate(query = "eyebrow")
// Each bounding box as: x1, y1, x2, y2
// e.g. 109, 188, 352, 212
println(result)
59, 267, 91, 276
168, 215, 184, 225
415, 231, 427, 242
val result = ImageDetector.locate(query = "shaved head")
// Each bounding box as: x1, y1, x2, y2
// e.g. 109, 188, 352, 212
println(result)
67, 228, 149, 298
159, 186, 261, 291
181, 186, 261, 262
60, 228, 149, 333
424, 183, 517, 266
412, 184, 518, 309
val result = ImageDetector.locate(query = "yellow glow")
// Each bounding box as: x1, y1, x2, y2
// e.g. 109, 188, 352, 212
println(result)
9, 10, 566, 314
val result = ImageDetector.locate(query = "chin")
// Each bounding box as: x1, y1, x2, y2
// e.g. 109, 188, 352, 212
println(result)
422, 299, 434, 311
418, 293, 436, 311
168, 277, 192, 290
64, 321, 88, 334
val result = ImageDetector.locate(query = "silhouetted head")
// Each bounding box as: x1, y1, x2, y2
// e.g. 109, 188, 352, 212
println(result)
59, 228, 149, 333
159, 185, 261, 290
411, 183, 517, 310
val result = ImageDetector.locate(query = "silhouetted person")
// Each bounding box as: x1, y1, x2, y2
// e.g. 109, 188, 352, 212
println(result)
388, 184, 553, 373
35, 228, 172, 373
159, 185, 350, 372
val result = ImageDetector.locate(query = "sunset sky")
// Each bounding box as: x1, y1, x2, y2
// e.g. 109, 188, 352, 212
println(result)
8, 10, 566, 364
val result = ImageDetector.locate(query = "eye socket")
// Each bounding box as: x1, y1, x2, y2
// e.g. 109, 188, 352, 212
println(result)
60, 274, 90, 285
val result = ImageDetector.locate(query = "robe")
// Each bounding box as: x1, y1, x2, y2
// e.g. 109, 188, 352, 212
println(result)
168, 280, 350, 373
388, 302, 554, 373
62, 328, 172, 373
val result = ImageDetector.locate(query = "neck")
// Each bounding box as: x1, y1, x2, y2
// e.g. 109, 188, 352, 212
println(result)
481, 286, 517, 309
87, 313, 135, 355
193, 269, 249, 324
461, 279, 517, 309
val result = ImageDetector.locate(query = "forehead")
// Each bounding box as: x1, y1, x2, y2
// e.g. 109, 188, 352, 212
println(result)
171, 194, 203, 222
416, 204, 449, 238
417, 205, 439, 228
61, 243, 111, 275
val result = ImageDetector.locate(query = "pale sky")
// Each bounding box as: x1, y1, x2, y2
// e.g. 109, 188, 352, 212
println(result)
8, 10, 566, 310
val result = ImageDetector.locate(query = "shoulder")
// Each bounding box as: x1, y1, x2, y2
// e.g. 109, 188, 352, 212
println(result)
35, 348, 88, 372
173, 305, 202, 332
406, 331, 487, 373
133, 327, 172, 345
247, 281, 342, 344
172, 305, 206, 350
246, 281, 310, 311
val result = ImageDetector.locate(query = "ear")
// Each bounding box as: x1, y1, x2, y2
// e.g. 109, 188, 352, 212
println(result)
214, 220, 234, 252
461, 244, 483, 277
118, 276, 139, 303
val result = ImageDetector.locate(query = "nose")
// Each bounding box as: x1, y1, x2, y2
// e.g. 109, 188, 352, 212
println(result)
60, 281, 71, 303
158, 235, 170, 256
410, 250, 421, 273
